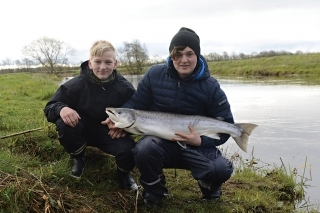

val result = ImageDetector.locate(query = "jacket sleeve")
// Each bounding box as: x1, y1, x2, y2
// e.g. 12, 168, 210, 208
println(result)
201, 80, 234, 147
43, 85, 74, 123
44, 101, 68, 123
121, 67, 154, 109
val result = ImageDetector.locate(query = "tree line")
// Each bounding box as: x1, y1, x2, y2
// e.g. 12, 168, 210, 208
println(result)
203, 50, 306, 61
0, 36, 315, 75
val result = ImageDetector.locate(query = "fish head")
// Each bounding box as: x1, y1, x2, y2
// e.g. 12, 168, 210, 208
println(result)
105, 108, 135, 128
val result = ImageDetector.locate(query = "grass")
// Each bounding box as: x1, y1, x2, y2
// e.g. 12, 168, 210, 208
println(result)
0, 70, 319, 212
207, 53, 320, 76
115, 53, 320, 76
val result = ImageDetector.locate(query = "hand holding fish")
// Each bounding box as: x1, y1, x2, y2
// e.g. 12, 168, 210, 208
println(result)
172, 126, 201, 146
101, 118, 127, 139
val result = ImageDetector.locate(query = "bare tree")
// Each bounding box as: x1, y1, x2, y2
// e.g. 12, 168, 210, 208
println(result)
230, 52, 239, 60
22, 36, 75, 74
117, 39, 149, 74
15, 58, 34, 72
22, 58, 34, 72
204, 52, 214, 61
2, 58, 13, 67
239, 52, 248, 59
222, 51, 229, 61
15, 60, 22, 68
151, 54, 165, 65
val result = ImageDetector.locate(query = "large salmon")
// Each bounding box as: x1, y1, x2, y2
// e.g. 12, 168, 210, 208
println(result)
105, 108, 257, 152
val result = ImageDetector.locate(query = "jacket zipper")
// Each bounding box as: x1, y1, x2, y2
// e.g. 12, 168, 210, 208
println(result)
176, 80, 180, 110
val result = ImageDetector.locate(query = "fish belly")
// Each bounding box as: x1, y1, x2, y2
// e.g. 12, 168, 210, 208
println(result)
129, 115, 237, 141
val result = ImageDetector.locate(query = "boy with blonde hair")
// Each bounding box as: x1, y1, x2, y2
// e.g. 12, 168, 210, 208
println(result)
44, 40, 138, 191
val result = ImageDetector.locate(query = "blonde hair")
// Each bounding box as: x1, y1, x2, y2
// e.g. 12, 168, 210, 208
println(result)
90, 40, 116, 59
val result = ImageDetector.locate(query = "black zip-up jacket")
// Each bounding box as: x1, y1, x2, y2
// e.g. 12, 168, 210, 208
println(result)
44, 61, 135, 124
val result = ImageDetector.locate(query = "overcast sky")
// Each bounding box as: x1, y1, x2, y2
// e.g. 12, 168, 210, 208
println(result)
1, 0, 319, 64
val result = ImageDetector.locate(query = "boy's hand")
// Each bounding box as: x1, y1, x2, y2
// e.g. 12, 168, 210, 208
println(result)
102, 118, 116, 129
101, 118, 127, 139
172, 126, 201, 146
60, 107, 81, 127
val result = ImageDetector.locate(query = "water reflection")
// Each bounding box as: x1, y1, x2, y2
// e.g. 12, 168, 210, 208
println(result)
124, 74, 320, 205
221, 80, 320, 205
123, 75, 143, 89
216, 74, 320, 85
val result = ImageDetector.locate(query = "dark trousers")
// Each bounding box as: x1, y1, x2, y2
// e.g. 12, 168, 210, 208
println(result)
133, 136, 233, 200
55, 117, 136, 171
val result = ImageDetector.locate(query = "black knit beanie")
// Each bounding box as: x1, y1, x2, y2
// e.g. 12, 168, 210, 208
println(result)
169, 27, 200, 56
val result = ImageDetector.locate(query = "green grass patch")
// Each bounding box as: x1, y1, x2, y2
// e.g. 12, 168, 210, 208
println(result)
208, 53, 320, 76
0, 71, 318, 212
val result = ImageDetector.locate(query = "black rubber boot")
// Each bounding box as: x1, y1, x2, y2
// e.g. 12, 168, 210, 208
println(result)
70, 157, 86, 178
69, 149, 86, 179
198, 180, 222, 201
141, 174, 168, 208
117, 168, 138, 191
142, 191, 164, 208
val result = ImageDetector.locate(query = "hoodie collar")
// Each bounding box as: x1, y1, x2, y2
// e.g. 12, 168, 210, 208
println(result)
80, 60, 116, 86
166, 55, 208, 81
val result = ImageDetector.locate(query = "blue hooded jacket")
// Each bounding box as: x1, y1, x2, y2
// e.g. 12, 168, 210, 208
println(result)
122, 56, 234, 148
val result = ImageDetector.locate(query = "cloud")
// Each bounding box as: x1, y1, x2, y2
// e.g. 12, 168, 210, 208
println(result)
1, 0, 319, 62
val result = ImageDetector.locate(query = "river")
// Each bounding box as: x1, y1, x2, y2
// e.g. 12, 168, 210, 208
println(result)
123, 74, 320, 207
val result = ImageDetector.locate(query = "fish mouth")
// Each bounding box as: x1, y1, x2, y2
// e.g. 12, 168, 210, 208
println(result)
105, 107, 135, 128
106, 108, 117, 117
106, 107, 119, 121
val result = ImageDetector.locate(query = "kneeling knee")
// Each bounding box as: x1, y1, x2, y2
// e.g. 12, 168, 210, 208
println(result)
132, 136, 160, 162
215, 157, 233, 182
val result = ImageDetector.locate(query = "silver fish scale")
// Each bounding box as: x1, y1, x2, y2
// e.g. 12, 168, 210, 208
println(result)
105, 108, 257, 152
132, 110, 239, 137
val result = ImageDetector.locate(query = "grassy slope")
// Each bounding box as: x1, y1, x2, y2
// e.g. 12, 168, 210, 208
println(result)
0, 66, 317, 212
207, 53, 320, 76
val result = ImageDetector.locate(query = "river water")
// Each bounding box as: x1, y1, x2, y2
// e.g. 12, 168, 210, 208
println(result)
123, 74, 320, 206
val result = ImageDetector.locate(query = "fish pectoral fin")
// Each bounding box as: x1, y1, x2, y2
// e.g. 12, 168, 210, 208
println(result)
204, 133, 220, 140
134, 128, 144, 134
114, 121, 135, 129
177, 142, 187, 149
125, 127, 145, 135
114, 122, 128, 129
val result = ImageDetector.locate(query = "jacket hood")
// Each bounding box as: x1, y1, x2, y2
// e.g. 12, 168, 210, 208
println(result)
165, 55, 210, 81
80, 60, 90, 79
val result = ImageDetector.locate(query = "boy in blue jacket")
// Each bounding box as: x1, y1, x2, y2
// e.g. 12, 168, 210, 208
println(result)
105, 28, 234, 207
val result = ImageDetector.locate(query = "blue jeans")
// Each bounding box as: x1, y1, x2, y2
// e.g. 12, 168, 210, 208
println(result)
132, 136, 233, 200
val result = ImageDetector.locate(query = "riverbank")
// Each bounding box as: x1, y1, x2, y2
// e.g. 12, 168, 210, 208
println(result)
114, 53, 320, 76
207, 53, 320, 76
0, 73, 318, 212
2, 53, 318, 77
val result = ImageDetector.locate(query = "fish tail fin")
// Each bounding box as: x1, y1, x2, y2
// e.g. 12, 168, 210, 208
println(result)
232, 123, 258, 152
